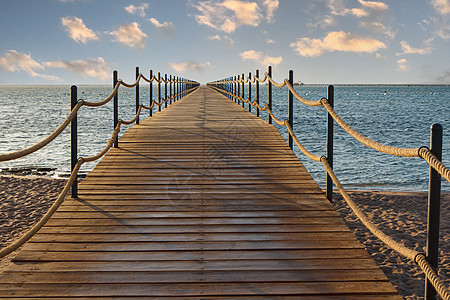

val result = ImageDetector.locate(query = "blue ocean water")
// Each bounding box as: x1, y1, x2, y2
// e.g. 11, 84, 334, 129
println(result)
0, 84, 448, 192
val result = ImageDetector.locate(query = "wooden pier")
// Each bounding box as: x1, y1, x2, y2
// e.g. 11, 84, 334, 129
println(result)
0, 87, 400, 298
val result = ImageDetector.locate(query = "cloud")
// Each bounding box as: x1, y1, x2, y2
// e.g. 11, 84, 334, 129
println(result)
193, 0, 275, 33
149, 17, 174, 36
329, 0, 388, 18
240, 50, 282, 67
125, 3, 149, 17
0, 50, 60, 81
397, 58, 408, 71
168, 61, 211, 73
290, 31, 386, 57
265, 38, 275, 44
397, 41, 432, 55
431, 0, 450, 15
109, 22, 147, 49
208, 35, 235, 47
45, 57, 110, 81
263, 0, 279, 22
61, 16, 98, 43
360, 21, 395, 38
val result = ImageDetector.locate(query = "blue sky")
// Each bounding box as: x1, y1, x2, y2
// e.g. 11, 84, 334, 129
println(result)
1, 0, 450, 85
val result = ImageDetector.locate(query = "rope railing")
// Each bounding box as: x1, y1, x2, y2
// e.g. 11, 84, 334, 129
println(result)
208, 67, 449, 300
0, 67, 199, 259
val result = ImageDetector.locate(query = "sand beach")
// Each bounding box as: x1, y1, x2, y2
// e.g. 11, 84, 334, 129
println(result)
0, 175, 448, 299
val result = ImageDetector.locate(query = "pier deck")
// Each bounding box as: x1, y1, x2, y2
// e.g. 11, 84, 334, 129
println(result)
0, 87, 400, 298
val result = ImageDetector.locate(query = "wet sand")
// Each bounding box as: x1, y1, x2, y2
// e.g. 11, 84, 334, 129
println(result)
0, 175, 448, 299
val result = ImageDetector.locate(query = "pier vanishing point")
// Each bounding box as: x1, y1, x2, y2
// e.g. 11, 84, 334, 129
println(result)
0, 86, 403, 298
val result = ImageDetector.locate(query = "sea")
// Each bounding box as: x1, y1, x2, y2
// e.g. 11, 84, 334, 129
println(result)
0, 84, 449, 192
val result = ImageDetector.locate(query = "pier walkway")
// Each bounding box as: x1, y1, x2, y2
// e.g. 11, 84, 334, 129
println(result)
0, 87, 400, 298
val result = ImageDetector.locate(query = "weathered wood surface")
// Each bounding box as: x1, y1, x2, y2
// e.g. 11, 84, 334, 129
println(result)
0, 87, 400, 298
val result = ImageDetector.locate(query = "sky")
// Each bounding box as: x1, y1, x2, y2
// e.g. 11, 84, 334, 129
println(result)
1, 0, 450, 85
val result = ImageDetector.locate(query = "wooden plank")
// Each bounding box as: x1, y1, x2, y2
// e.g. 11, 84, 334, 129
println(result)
0, 86, 399, 298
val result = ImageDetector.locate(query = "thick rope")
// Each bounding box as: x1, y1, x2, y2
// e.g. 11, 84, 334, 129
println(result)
266, 75, 287, 88
322, 157, 449, 300
416, 254, 450, 300
321, 99, 420, 157
0, 159, 82, 258
419, 147, 450, 184
120, 105, 142, 125
209, 82, 450, 299
120, 74, 142, 88
140, 74, 154, 83
0, 101, 84, 162
83, 81, 120, 107
285, 80, 323, 106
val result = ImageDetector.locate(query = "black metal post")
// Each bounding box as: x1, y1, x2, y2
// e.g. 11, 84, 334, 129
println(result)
164, 74, 168, 108
248, 72, 252, 113
268, 66, 272, 125
113, 70, 119, 148
70, 85, 78, 198
149, 70, 153, 117
256, 69, 260, 118
158, 72, 161, 112
237, 75, 240, 105
234, 76, 237, 102
170, 75, 172, 105
288, 70, 294, 150
135, 67, 140, 125
326, 85, 334, 203
425, 123, 443, 300
241, 73, 245, 108
175, 77, 178, 101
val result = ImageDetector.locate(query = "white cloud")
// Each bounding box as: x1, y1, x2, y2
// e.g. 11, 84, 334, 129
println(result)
0, 50, 60, 81
208, 35, 235, 47
168, 61, 211, 73
61, 16, 98, 44
397, 58, 408, 71
290, 31, 386, 57
330, 0, 388, 18
431, 0, 450, 15
45, 57, 110, 81
149, 18, 174, 36
263, 0, 279, 23
265, 38, 275, 44
125, 3, 149, 17
193, 0, 277, 33
397, 41, 432, 55
240, 50, 282, 67
109, 22, 147, 49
